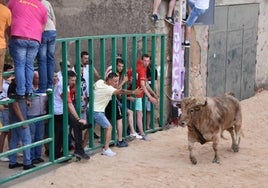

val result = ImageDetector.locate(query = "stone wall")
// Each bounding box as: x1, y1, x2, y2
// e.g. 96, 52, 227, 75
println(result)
53, 0, 152, 38
255, 0, 268, 89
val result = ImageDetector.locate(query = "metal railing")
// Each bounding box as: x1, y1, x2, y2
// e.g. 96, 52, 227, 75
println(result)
0, 33, 166, 185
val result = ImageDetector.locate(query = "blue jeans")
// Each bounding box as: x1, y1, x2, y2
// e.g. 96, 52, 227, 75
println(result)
93, 111, 110, 128
37, 30, 57, 92
9, 38, 40, 95
9, 100, 32, 165
186, 0, 208, 27
0, 108, 9, 126
28, 115, 45, 160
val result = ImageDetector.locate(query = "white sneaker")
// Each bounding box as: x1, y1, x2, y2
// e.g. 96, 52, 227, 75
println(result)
46, 88, 53, 92
130, 132, 143, 139
0, 157, 9, 162
0, 94, 9, 101
141, 134, 150, 141
101, 148, 116, 157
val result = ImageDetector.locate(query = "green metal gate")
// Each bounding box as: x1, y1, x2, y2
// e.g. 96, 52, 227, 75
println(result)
0, 33, 166, 185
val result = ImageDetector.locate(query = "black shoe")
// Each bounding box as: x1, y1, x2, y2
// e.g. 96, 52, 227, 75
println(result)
25, 93, 32, 99
116, 140, 128, 148
32, 158, 44, 164
182, 41, 190, 48
164, 17, 175, 25
13, 94, 25, 100
151, 14, 159, 23
80, 153, 90, 160
9, 162, 23, 169
37, 158, 44, 163
94, 132, 100, 139
23, 164, 36, 170
32, 159, 40, 164
74, 152, 90, 160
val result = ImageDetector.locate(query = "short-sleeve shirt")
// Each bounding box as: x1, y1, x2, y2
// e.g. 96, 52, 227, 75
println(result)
8, 0, 47, 43
41, 0, 56, 31
0, 4, 11, 48
136, 59, 147, 98
93, 80, 116, 112
191, 0, 210, 10
53, 81, 63, 115
53, 81, 72, 115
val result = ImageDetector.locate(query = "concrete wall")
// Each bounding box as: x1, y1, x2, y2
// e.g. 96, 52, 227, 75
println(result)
255, 0, 268, 89
53, 0, 152, 37
52, 0, 157, 71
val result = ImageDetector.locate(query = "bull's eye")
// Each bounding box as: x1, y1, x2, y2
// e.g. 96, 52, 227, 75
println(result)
190, 109, 194, 113
194, 107, 200, 111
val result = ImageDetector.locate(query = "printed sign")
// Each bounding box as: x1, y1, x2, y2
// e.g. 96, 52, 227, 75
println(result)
172, 22, 185, 107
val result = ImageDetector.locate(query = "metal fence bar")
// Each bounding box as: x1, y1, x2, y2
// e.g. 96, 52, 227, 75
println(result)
159, 35, 166, 127
121, 37, 128, 137
87, 38, 95, 149
61, 41, 70, 158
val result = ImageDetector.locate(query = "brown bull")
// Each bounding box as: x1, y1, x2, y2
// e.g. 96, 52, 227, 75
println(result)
178, 93, 242, 165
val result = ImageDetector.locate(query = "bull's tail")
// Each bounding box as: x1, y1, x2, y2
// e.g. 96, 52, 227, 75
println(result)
238, 128, 244, 144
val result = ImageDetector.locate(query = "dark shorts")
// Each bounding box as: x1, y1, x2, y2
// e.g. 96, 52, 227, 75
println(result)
105, 100, 122, 120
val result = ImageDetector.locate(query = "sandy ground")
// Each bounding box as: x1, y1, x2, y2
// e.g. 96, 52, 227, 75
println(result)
2, 90, 268, 188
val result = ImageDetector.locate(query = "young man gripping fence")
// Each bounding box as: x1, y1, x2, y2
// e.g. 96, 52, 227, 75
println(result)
91, 72, 142, 157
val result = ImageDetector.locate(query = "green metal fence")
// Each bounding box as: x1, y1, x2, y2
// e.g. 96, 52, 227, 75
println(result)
0, 33, 166, 185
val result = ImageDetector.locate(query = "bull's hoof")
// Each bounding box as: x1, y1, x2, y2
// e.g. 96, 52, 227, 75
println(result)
190, 157, 197, 165
212, 158, 220, 164
232, 144, 239, 152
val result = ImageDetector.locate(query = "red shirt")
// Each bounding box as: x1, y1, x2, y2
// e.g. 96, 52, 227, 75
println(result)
68, 85, 75, 103
136, 59, 147, 98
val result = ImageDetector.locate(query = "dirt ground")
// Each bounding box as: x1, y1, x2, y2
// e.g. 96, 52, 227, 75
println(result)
2, 90, 268, 188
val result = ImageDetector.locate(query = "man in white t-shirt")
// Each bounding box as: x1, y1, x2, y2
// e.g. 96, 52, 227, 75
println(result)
92, 72, 142, 157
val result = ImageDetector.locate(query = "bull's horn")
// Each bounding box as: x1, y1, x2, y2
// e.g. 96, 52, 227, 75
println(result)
165, 93, 182, 103
225, 92, 235, 97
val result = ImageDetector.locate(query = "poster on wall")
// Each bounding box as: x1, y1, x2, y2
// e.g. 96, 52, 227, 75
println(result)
172, 22, 185, 105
